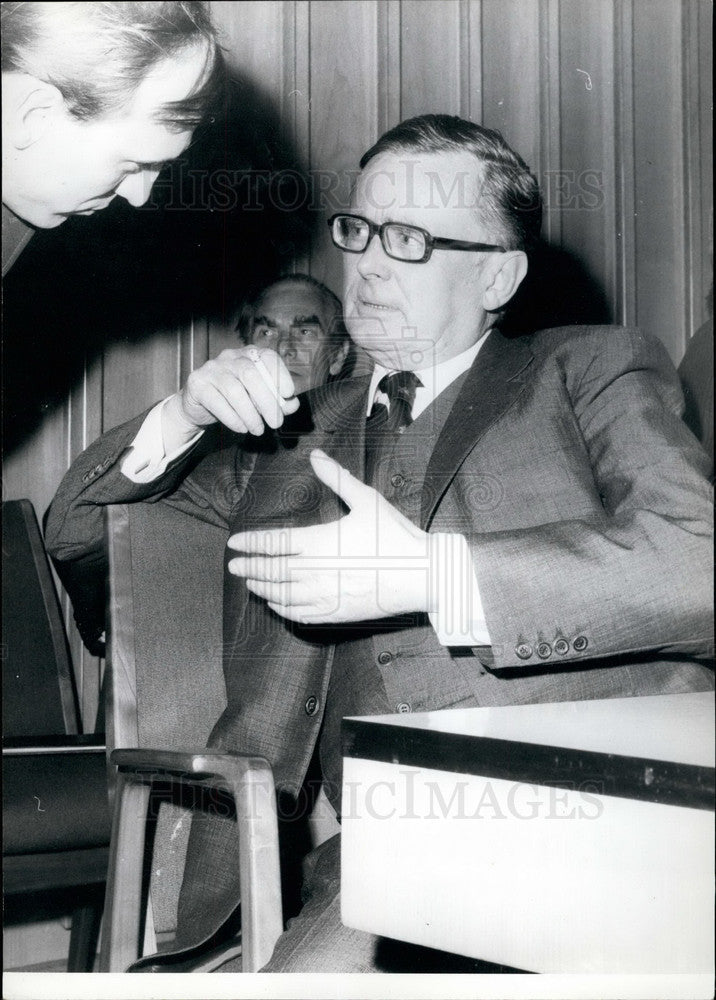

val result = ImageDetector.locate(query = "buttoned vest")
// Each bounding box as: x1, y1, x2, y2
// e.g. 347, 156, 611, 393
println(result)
319, 369, 482, 812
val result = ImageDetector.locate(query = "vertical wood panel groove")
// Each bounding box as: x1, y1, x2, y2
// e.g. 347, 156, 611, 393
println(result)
291, 0, 311, 272
466, 0, 482, 124
680, 0, 711, 347
458, 0, 471, 120
538, 0, 561, 246
614, 0, 636, 327
672, 5, 688, 359
378, 1, 401, 134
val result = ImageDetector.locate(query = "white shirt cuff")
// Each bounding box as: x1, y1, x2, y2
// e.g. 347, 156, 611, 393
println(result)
120, 397, 203, 484
428, 532, 492, 646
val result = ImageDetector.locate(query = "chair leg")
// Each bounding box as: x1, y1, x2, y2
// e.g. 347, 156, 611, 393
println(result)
68, 889, 103, 972
99, 776, 152, 972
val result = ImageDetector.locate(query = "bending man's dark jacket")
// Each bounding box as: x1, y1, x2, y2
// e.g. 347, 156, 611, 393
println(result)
45, 325, 715, 945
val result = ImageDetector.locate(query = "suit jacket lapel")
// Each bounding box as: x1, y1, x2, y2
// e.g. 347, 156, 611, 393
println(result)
421, 329, 534, 528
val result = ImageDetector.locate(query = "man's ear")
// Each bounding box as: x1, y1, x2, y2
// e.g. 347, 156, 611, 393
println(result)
328, 338, 351, 376
5, 75, 66, 150
482, 251, 528, 312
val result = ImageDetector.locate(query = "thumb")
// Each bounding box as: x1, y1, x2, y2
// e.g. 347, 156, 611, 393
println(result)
309, 449, 375, 510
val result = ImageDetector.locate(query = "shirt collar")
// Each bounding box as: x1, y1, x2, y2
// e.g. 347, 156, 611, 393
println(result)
367, 335, 488, 419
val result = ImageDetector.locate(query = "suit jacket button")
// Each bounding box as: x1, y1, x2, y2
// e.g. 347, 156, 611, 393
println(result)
536, 642, 552, 659
515, 643, 533, 660
390, 473, 406, 489
573, 635, 589, 652
304, 696, 319, 716
553, 638, 570, 655
377, 651, 393, 665
396, 702, 411, 714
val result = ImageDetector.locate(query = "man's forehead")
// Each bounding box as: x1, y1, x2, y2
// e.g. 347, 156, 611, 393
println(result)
118, 43, 209, 123
352, 150, 483, 215
256, 285, 329, 326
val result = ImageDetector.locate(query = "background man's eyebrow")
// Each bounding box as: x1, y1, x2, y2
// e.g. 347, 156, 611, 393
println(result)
293, 315, 322, 325
252, 315, 277, 326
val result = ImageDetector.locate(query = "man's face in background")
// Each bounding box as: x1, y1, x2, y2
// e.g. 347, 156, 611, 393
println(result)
248, 280, 349, 394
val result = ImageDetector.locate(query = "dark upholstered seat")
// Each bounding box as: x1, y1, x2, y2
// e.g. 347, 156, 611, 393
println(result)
2, 499, 111, 971
3, 745, 110, 856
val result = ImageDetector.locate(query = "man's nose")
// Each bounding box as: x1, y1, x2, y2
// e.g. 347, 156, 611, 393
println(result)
356, 232, 391, 279
277, 336, 296, 360
115, 170, 161, 208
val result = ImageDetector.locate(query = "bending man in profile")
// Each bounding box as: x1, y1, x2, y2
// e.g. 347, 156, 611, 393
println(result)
46, 114, 714, 972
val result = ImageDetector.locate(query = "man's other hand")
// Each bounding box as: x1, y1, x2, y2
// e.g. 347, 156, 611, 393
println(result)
165, 347, 299, 441
226, 449, 433, 623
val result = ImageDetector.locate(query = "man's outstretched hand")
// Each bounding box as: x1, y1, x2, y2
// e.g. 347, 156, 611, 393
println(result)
227, 450, 433, 623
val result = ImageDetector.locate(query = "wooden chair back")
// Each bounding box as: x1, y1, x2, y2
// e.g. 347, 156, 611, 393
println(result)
105, 502, 228, 942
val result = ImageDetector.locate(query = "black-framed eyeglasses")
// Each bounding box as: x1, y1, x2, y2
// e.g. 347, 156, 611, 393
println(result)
328, 213, 506, 264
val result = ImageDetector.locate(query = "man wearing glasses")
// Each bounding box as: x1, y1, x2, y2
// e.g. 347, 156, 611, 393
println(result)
46, 115, 713, 971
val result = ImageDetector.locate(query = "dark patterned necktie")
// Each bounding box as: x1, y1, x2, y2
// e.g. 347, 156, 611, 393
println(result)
365, 371, 422, 482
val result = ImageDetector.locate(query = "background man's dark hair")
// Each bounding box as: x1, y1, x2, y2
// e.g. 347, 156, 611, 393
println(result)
236, 274, 348, 348
361, 114, 542, 252
0, 1, 223, 129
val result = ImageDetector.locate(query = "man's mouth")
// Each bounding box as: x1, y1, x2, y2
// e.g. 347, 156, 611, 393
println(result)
358, 298, 399, 313
73, 197, 115, 215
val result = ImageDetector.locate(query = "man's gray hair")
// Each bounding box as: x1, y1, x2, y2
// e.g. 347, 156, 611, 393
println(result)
361, 114, 542, 252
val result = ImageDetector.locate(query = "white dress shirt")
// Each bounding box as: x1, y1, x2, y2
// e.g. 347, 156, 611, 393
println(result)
121, 339, 492, 647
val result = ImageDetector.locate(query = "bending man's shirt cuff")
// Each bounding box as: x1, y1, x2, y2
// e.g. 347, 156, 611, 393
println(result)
120, 397, 203, 483
428, 532, 491, 646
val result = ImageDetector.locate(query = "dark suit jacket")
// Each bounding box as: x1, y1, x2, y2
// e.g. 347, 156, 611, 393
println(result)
46, 324, 714, 943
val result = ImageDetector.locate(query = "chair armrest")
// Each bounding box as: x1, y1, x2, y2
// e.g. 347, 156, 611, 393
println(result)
110, 747, 271, 788
3, 733, 106, 754
100, 747, 282, 973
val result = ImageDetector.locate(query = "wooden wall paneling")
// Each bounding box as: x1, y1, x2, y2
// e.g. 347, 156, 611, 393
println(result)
399, 1, 462, 120
2, 405, 82, 716
210, 1, 286, 95
2, 325, 106, 730
182, 315, 212, 384
557, 0, 617, 322
101, 331, 181, 432
66, 354, 104, 729
377, 0, 402, 135
283, 0, 311, 275
308, 0, 379, 297
480, 0, 542, 173
682, 0, 714, 340
632, 0, 686, 363
281, 0, 311, 159
695, 1, 713, 330
2, 411, 68, 529
538, 0, 562, 247
459, 0, 482, 124
613, 0, 637, 328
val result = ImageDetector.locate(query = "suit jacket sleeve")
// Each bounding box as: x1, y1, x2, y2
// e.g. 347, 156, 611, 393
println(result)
468, 328, 714, 670
44, 410, 246, 649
